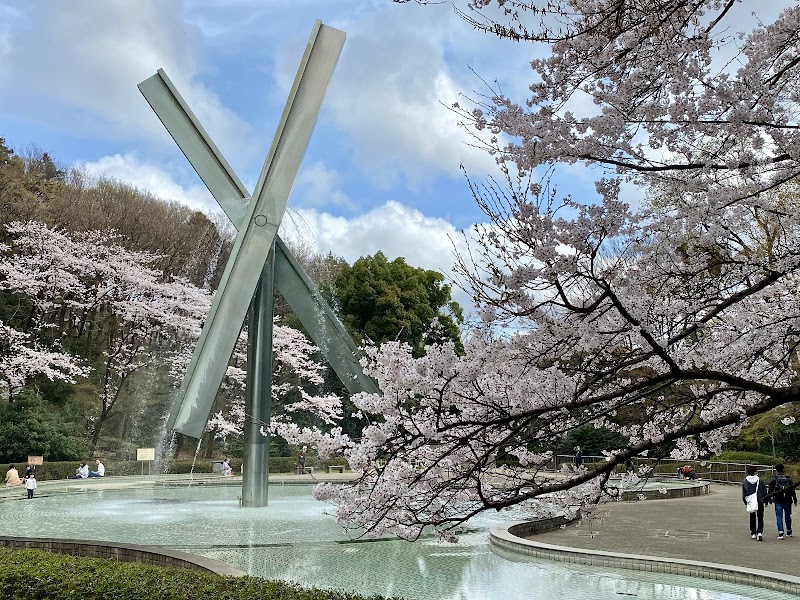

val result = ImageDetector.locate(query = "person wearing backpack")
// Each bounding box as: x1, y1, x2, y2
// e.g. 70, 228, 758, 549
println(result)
767, 464, 798, 540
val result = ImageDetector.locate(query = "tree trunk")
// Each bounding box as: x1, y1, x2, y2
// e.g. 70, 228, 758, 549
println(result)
90, 408, 108, 452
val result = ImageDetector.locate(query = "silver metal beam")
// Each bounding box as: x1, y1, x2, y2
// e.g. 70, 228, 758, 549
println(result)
241, 246, 275, 507
164, 21, 346, 438
138, 69, 249, 225
138, 29, 378, 436
274, 237, 380, 395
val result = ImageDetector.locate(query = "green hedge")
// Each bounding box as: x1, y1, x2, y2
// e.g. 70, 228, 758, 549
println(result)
169, 456, 349, 475
22, 457, 351, 481
0, 548, 390, 600
14, 461, 146, 481
715, 451, 784, 465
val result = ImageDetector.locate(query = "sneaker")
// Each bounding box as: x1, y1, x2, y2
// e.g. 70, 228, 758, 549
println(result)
751, 534, 756, 539
777, 532, 784, 540
787, 530, 793, 538
757, 533, 763, 541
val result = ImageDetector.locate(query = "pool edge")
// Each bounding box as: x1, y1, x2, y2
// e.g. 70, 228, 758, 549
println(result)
0, 536, 247, 577
489, 522, 800, 596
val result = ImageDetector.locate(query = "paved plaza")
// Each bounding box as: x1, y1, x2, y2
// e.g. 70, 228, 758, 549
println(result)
530, 482, 796, 577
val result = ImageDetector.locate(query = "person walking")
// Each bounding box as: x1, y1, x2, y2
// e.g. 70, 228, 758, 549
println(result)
767, 463, 797, 539
742, 465, 768, 541
24, 472, 37, 499
574, 447, 583, 468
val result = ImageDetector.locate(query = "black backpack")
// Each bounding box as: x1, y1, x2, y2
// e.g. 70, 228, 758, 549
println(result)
772, 474, 794, 503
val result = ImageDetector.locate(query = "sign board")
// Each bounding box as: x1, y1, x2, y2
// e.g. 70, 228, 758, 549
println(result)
27, 455, 43, 466
136, 448, 156, 461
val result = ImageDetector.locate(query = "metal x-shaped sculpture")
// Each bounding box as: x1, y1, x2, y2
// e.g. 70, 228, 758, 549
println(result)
138, 21, 377, 505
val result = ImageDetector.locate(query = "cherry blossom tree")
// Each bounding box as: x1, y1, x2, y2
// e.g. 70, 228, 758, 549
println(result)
205, 320, 342, 443
0, 319, 88, 402
0, 221, 210, 449
1, 219, 341, 455
313, 0, 800, 539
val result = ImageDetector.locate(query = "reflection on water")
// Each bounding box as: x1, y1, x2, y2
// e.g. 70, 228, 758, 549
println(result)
0, 484, 793, 600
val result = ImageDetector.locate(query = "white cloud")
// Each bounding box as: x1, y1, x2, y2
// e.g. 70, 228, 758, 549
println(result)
0, 0, 253, 163
78, 153, 217, 213
270, 3, 522, 190
280, 200, 477, 311
73, 153, 482, 312
293, 161, 356, 211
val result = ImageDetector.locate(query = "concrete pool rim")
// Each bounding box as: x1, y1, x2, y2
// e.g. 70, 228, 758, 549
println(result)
0, 535, 246, 576
490, 521, 800, 596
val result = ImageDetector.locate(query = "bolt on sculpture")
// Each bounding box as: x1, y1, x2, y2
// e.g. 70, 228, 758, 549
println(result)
138, 21, 378, 507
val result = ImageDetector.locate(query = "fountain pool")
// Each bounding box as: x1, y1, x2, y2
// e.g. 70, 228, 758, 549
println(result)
0, 481, 793, 600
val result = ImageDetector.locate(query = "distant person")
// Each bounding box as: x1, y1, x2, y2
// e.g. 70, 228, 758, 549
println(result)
742, 465, 767, 541
681, 465, 698, 480
5, 465, 22, 486
25, 472, 37, 499
67, 462, 89, 479
625, 457, 633, 473
298, 451, 306, 474
88, 459, 105, 478
574, 447, 582, 468
221, 457, 233, 476
767, 464, 797, 539
24, 465, 35, 479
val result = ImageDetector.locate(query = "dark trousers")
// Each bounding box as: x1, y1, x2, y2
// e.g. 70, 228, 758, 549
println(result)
26, 489, 33, 499
774, 502, 793, 534
749, 503, 764, 534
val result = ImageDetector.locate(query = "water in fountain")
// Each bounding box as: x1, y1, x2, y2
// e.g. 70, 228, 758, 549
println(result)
3, 482, 794, 600
188, 437, 203, 482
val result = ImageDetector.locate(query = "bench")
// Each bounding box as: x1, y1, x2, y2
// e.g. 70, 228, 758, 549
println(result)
327, 465, 345, 473
298, 466, 314, 475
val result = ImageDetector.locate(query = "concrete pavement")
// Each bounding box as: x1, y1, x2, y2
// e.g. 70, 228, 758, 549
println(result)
528, 482, 797, 577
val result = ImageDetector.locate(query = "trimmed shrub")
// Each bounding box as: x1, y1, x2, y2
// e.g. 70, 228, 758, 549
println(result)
0, 548, 390, 599
25, 456, 351, 481
167, 457, 349, 475
715, 451, 784, 465
18, 460, 140, 481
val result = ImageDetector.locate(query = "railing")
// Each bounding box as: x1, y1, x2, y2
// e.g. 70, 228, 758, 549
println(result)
549, 455, 775, 484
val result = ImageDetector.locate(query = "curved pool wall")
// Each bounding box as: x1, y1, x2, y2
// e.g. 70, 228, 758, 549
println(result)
0, 536, 244, 576
0, 479, 796, 600
615, 478, 710, 500
491, 522, 800, 596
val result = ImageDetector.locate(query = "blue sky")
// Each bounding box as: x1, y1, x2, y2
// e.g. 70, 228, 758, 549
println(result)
0, 0, 788, 312
1, 0, 544, 309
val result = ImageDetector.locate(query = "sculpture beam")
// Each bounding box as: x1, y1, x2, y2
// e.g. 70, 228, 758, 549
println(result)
144, 21, 346, 439
138, 26, 377, 440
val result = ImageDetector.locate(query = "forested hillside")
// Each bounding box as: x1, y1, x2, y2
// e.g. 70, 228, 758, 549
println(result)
0, 139, 232, 288
0, 137, 466, 465
0, 137, 234, 462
